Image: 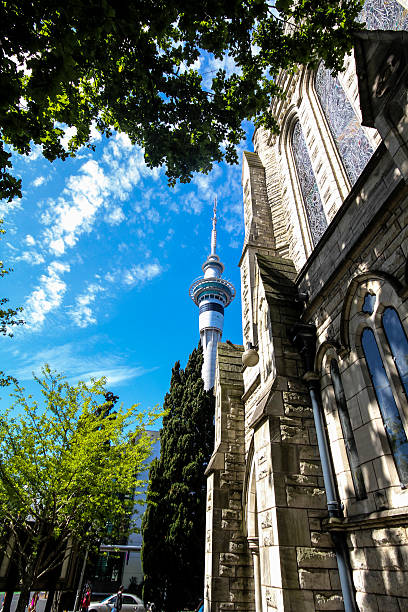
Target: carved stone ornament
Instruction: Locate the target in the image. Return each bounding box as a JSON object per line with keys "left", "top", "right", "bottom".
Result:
{"left": 374, "top": 50, "right": 402, "bottom": 98}
{"left": 354, "top": 30, "right": 408, "bottom": 128}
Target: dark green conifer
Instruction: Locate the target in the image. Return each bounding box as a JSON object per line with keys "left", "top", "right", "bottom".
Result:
{"left": 142, "top": 346, "right": 214, "bottom": 611}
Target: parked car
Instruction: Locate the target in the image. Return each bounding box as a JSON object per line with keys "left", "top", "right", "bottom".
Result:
{"left": 89, "top": 593, "right": 145, "bottom": 612}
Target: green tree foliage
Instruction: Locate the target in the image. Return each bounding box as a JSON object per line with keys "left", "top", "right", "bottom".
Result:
{"left": 0, "top": 366, "right": 159, "bottom": 612}
{"left": 0, "top": 0, "right": 363, "bottom": 200}
{"left": 142, "top": 346, "right": 214, "bottom": 611}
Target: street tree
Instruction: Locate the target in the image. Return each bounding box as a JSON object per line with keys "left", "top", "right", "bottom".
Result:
{"left": 142, "top": 345, "right": 214, "bottom": 611}
{"left": 0, "top": 0, "right": 363, "bottom": 200}
{"left": 0, "top": 365, "right": 160, "bottom": 612}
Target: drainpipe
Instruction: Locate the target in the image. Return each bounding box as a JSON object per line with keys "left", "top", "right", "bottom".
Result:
{"left": 305, "top": 373, "right": 339, "bottom": 517}
{"left": 291, "top": 323, "right": 358, "bottom": 612}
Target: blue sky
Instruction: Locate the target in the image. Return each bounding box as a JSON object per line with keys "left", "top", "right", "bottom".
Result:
{"left": 0, "top": 119, "right": 252, "bottom": 419}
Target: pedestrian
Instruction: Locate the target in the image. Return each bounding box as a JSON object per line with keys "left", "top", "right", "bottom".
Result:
{"left": 112, "top": 586, "right": 123, "bottom": 612}
{"left": 28, "top": 592, "right": 39, "bottom": 612}
{"left": 80, "top": 587, "right": 91, "bottom": 612}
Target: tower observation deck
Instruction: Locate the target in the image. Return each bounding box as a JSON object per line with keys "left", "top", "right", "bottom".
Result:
{"left": 189, "top": 199, "right": 235, "bottom": 390}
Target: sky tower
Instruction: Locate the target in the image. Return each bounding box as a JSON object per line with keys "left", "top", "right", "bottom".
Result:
{"left": 189, "top": 199, "right": 235, "bottom": 390}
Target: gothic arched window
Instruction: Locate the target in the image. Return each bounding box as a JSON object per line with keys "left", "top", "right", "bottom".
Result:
{"left": 315, "top": 64, "right": 374, "bottom": 186}
{"left": 291, "top": 121, "right": 328, "bottom": 246}
{"left": 330, "top": 360, "right": 367, "bottom": 499}
{"left": 382, "top": 307, "right": 408, "bottom": 398}
{"left": 360, "top": 0, "right": 408, "bottom": 31}
{"left": 361, "top": 327, "right": 408, "bottom": 485}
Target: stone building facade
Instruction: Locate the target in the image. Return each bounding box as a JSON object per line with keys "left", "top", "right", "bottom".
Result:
{"left": 204, "top": 2, "right": 408, "bottom": 610}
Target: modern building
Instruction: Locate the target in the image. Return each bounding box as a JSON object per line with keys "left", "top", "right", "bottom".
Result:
{"left": 203, "top": 2, "right": 408, "bottom": 611}
{"left": 190, "top": 200, "right": 235, "bottom": 390}
{"left": 89, "top": 430, "right": 160, "bottom": 592}
{"left": 122, "top": 430, "right": 160, "bottom": 589}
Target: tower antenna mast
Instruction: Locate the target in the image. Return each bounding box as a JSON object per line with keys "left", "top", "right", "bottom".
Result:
{"left": 211, "top": 196, "right": 217, "bottom": 255}
{"left": 189, "top": 197, "right": 235, "bottom": 390}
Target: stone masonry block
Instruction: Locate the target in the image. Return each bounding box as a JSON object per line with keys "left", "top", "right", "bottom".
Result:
{"left": 375, "top": 595, "right": 400, "bottom": 612}
{"left": 287, "top": 484, "right": 326, "bottom": 509}
{"left": 276, "top": 507, "right": 311, "bottom": 547}
{"left": 297, "top": 547, "right": 338, "bottom": 569}
{"left": 282, "top": 588, "right": 315, "bottom": 611}
{"left": 371, "top": 527, "right": 408, "bottom": 546}
{"left": 229, "top": 540, "right": 246, "bottom": 554}
{"left": 356, "top": 591, "right": 379, "bottom": 611}
{"left": 311, "top": 531, "right": 333, "bottom": 548}
{"left": 219, "top": 564, "right": 235, "bottom": 577}
{"left": 219, "top": 552, "right": 240, "bottom": 565}
{"left": 280, "top": 417, "right": 309, "bottom": 444}
{"left": 314, "top": 591, "right": 344, "bottom": 611}
{"left": 300, "top": 460, "right": 322, "bottom": 476}
{"left": 353, "top": 568, "right": 408, "bottom": 597}
{"left": 299, "top": 569, "right": 331, "bottom": 590}
{"left": 365, "top": 545, "right": 407, "bottom": 570}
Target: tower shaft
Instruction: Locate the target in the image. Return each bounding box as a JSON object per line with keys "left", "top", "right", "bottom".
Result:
{"left": 190, "top": 200, "right": 235, "bottom": 390}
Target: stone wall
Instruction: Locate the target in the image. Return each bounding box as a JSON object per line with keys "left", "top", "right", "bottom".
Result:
{"left": 245, "top": 255, "right": 343, "bottom": 611}
{"left": 204, "top": 343, "right": 254, "bottom": 612}
{"left": 205, "top": 27, "right": 408, "bottom": 612}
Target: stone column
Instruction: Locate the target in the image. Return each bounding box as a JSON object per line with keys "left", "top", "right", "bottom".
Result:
{"left": 248, "top": 537, "right": 262, "bottom": 612}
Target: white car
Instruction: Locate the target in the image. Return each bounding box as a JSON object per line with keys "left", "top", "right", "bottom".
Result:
{"left": 89, "top": 594, "right": 145, "bottom": 612}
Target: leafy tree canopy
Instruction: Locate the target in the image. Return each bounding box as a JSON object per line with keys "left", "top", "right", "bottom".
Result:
{"left": 0, "top": 365, "right": 160, "bottom": 611}
{"left": 0, "top": 0, "right": 363, "bottom": 200}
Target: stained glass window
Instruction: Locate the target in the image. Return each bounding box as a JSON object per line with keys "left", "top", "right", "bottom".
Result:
{"left": 360, "top": 0, "right": 408, "bottom": 30}
{"left": 362, "top": 327, "right": 408, "bottom": 485}
{"left": 383, "top": 307, "right": 408, "bottom": 399}
{"left": 315, "top": 64, "right": 374, "bottom": 186}
{"left": 362, "top": 293, "right": 376, "bottom": 314}
{"left": 292, "top": 121, "right": 328, "bottom": 246}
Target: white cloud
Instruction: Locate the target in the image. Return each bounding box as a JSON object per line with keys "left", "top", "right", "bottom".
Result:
{"left": 229, "top": 238, "right": 240, "bottom": 249}
{"left": 122, "top": 263, "right": 162, "bottom": 287}
{"left": 25, "top": 234, "right": 35, "bottom": 245}
{"left": 42, "top": 158, "right": 109, "bottom": 255}
{"left": 0, "top": 199, "right": 22, "bottom": 218}
{"left": 158, "top": 228, "right": 175, "bottom": 248}
{"left": 89, "top": 122, "right": 102, "bottom": 142}
{"left": 183, "top": 194, "right": 204, "bottom": 215}
{"left": 146, "top": 208, "right": 160, "bottom": 223}
{"left": 23, "top": 144, "right": 43, "bottom": 162}
{"left": 105, "top": 206, "right": 125, "bottom": 225}
{"left": 24, "top": 261, "right": 70, "bottom": 330}
{"left": 69, "top": 282, "right": 104, "bottom": 328}
{"left": 33, "top": 176, "right": 46, "bottom": 188}
{"left": 40, "top": 133, "right": 158, "bottom": 256}
{"left": 60, "top": 126, "right": 77, "bottom": 151}
{"left": 14, "top": 251, "right": 45, "bottom": 265}
{"left": 13, "top": 341, "right": 157, "bottom": 387}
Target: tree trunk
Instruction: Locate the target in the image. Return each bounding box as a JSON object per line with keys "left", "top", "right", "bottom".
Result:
{"left": 15, "top": 587, "right": 30, "bottom": 612}
{"left": 44, "top": 590, "right": 55, "bottom": 612}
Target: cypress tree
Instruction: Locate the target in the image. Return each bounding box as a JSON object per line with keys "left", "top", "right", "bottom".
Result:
{"left": 142, "top": 345, "right": 214, "bottom": 611}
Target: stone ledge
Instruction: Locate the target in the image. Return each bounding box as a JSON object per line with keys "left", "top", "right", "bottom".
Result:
{"left": 325, "top": 505, "right": 408, "bottom": 533}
